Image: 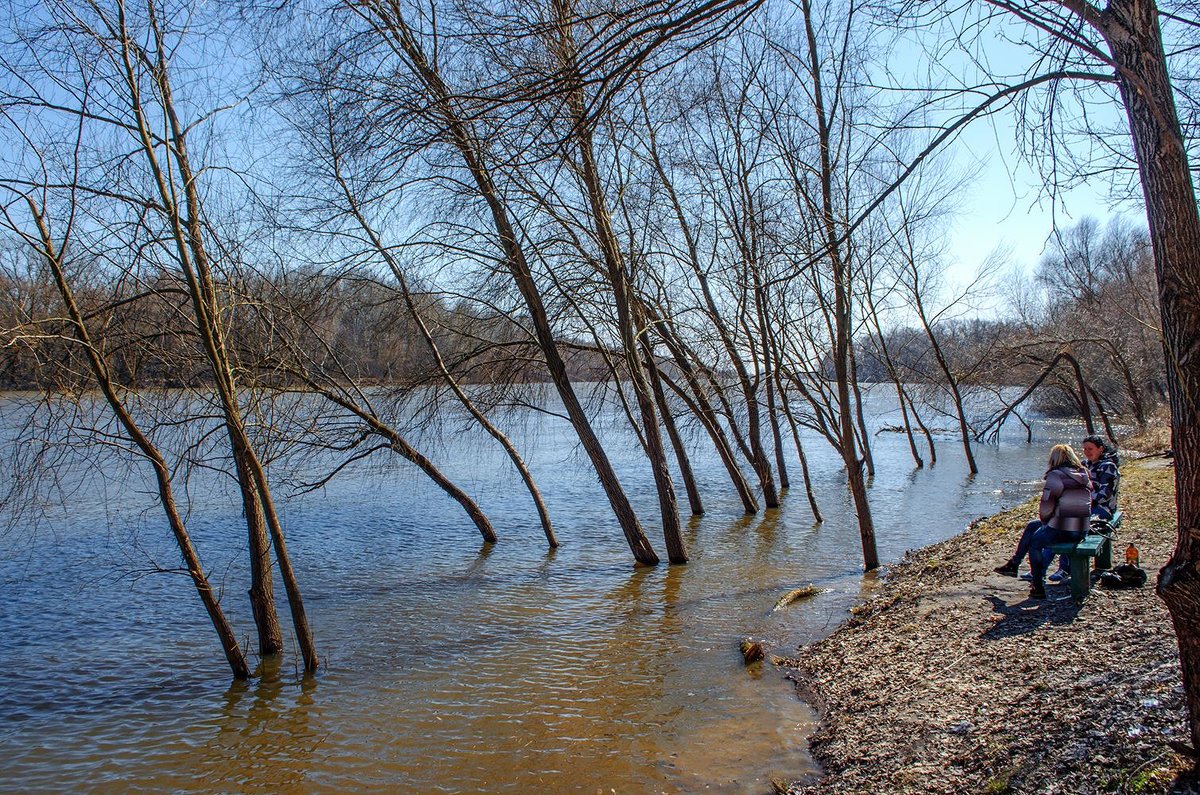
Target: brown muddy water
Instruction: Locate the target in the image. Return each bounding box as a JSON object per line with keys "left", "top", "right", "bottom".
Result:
{"left": 0, "top": 391, "right": 1064, "bottom": 792}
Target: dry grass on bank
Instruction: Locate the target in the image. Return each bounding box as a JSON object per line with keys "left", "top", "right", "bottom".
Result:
{"left": 1120, "top": 407, "right": 1173, "bottom": 458}
{"left": 785, "top": 457, "right": 1195, "bottom": 794}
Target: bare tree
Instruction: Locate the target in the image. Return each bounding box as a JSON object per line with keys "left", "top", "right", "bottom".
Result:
{"left": 1, "top": 191, "right": 252, "bottom": 680}
{"left": 0, "top": 0, "right": 319, "bottom": 670}
{"left": 310, "top": 0, "right": 663, "bottom": 564}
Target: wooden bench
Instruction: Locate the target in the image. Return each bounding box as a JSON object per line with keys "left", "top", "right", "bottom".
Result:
{"left": 1047, "top": 510, "right": 1123, "bottom": 600}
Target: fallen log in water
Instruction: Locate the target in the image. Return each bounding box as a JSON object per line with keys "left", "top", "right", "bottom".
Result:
{"left": 772, "top": 585, "right": 819, "bottom": 611}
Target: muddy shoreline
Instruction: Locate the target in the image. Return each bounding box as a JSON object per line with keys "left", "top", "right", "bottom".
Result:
{"left": 781, "top": 455, "right": 1197, "bottom": 794}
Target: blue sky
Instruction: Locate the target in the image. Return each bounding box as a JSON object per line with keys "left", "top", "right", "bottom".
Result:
{"left": 944, "top": 113, "right": 1142, "bottom": 281}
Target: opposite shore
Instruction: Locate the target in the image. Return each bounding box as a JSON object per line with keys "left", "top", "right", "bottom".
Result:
{"left": 782, "top": 452, "right": 1195, "bottom": 794}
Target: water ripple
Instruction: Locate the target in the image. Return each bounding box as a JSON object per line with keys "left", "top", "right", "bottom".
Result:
{"left": 0, "top": 392, "right": 1066, "bottom": 793}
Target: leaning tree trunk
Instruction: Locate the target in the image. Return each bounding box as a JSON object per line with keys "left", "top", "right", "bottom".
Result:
{"left": 1063, "top": 350, "right": 1096, "bottom": 435}
{"left": 1099, "top": 0, "right": 1200, "bottom": 757}
{"left": 905, "top": 390, "right": 937, "bottom": 465}
{"left": 317, "top": 387, "right": 499, "bottom": 544}
{"left": 28, "top": 203, "right": 251, "bottom": 679}
{"left": 914, "top": 288, "right": 977, "bottom": 475}
{"left": 113, "top": 8, "right": 292, "bottom": 665}
{"left": 579, "top": 128, "right": 686, "bottom": 563}
{"left": 377, "top": 10, "right": 659, "bottom": 565}
{"left": 342, "top": 189, "right": 559, "bottom": 548}
{"left": 801, "top": 0, "right": 878, "bottom": 569}
{"left": 554, "top": 0, "right": 685, "bottom": 563}
{"left": 658, "top": 363, "right": 760, "bottom": 514}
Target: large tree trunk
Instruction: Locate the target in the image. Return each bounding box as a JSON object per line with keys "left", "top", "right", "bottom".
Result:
{"left": 1097, "top": 0, "right": 1200, "bottom": 756}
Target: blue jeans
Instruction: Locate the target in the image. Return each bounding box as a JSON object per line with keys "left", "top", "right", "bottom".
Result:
{"left": 1013, "top": 520, "right": 1041, "bottom": 564}
{"left": 1018, "top": 509, "right": 1109, "bottom": 572}
{"left": 1029, "top": 525, "right": 1084, "bottom": 586}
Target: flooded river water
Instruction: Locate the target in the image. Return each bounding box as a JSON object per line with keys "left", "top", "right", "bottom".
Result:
{"left": 0, "top": 389, "right": 1067, "bottom": 792}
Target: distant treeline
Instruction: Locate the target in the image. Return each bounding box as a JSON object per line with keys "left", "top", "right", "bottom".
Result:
{"left": 856, "top": 217, "right": 1164, "bottom": 428}
{"left": 0, "top": 262, "right": 615, "bottom": 390}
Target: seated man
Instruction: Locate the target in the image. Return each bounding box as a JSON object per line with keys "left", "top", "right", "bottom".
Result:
{"left": 993, "top": 435, "right": 1119, "bottom": 581}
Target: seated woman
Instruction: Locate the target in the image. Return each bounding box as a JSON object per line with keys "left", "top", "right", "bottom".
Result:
{"left": 994, "top": 444, "right": 1093, "bottom": 598}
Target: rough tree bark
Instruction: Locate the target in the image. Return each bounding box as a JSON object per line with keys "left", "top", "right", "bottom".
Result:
{"left": 1092, "top": 0, "right": 1200, "bottom": 756}
{"left": 1021, "top": 0, "right": 1200, "bottom": 756}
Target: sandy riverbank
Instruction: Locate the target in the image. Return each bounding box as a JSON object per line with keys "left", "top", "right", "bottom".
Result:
{"left": 781, "top": 455, "right": 1197, "bottom": 794}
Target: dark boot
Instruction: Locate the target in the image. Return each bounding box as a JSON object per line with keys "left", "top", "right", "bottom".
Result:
{"left": 1029, "top": 582, "right": 1047, "bottom": 599}
{"left": 994, "top": 560, "right": 1019, "bottom": 577}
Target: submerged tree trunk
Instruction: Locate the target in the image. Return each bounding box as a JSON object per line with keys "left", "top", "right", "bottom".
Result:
{"left": 658, "top": 362, "right": 759, "bottom": 514}
{"left": 235, "top": 451, "right": 284, "bottom": 656}
{"left": 26, "top": 201, "right": 251, "bottom": 679}
{"left": 553, "top": 0, "right": 685, "bottom": 562}
{"left": 119, "top": 12, "right": 317, "bottom": 670}
{"left": 359, "top": 2, "right": 659, "bottom": 564}
{"left": 774, "top": 370, "right": 824, "bottom": 523}
{"left": 337, "top": 179, "right": 558, "bottom": 548}
{"left": 894, "top": 382, "right": 925, "bottom": 468}
{"left": 250, "top": 459, "right": 319, "bottom": 673}
{"left": 765, "top": 359, "right": 792, "bottom": 491}
{"left": 906, "top": 391, "right": 937, "bottom": 465}
{"left": 311, "top": 386, "right": 499, "bottom": 544}
{"left": 912, "top": 284, "right": 977, "bottom": 475}
{"left": 801, "top": 0, "right": 878, "bottom": 569}
{"left": 646, "top": 348, "right": 704, "bottom": 516}
{"left": 848, "top": 341, "right": 875, "bottom": 478}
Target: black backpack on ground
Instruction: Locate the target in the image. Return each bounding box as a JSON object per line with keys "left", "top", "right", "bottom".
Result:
{"left": 1099, "top": 563, "right": 1148, "bottom": 589}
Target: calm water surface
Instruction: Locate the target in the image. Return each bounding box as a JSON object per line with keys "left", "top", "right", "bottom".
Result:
{"left": 0, "top": 389, "right": 1071, "bottom": 793}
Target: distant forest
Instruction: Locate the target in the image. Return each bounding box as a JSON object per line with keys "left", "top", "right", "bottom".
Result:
{"left": 2, "top": 215, "right": 1163, "bottom": 434}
